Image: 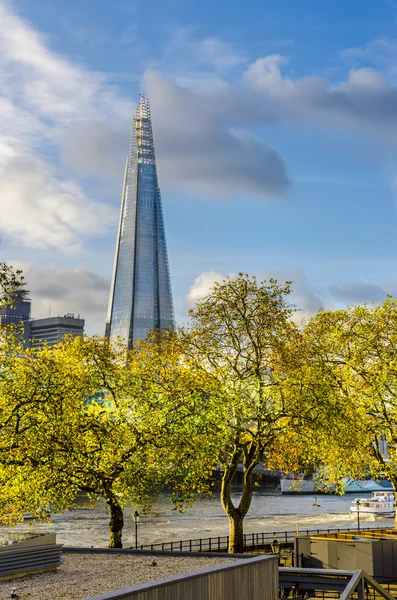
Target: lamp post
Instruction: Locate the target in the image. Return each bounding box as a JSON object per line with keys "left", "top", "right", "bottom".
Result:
{"left": 271, "top": 535, "right": 281, "bottom": 565}
{"left": 356, "top": 500, "right": 361, "bottom": 531}
{"left": 133, "top": 511, "right": 140, "bottom": 549}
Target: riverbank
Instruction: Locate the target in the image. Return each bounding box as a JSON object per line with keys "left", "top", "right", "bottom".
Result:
{"left": 0, "top": 490, "right": 394, "bottom": 548}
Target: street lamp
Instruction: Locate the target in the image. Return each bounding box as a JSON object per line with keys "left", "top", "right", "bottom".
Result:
{"left": 271, "top": 535, "right": 281, "bottom": 565}
{"left": 133, "top": 510, "right": 140, "bottom": 549}
{"left": 356, "top": 500, "right": 361, "bottom": 531}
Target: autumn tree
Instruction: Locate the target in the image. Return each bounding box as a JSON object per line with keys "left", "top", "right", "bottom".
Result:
{"left": 303, "top": 299, "right": 397, "bottom": 516}
{"left": 180, "top": 275, "right": 305, "bottom": 551}
{"left": 180, "top": 274, "right": 369, "bottom": 552}
{"left": 0, "top": 333, "right": 223, "bottom": 547}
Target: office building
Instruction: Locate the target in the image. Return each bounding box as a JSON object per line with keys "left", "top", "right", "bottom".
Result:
{"left": 105, "top": 96, "right": 174, "bottom": 348}
{"left": 28, "top": 314, "right": 85, "bottom": 348}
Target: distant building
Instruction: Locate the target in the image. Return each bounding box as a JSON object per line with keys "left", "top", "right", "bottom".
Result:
{"left": 0, "top": 288, "right": 32, "bottom": 327}
{"left": 27, "top": 314, "right": 85, "bottom": 348}
{"left": 0, "top": 288, "right": 31, "bottom": 344}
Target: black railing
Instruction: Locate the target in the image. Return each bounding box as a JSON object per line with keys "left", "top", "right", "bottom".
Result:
{"left": 136, "top": 525, "right": 388, "bottom": 553}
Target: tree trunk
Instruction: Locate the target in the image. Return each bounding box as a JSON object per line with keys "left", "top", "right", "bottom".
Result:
{"left": 107, "top": 499, "right": 124, "bottom": 548}
{"left": 227, "top": 510, "right": 245, "bottom": 553}
{"left": 221, "top": 449, "right": 256, "bottom": 553}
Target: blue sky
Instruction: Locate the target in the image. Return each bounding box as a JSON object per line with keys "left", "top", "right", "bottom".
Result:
{"left": 2, "top": 0, "right": 397, "bottom": 333}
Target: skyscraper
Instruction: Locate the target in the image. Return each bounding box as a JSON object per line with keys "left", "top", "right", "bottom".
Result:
{"left": 0, "top": 287, "right": 31, "bottom": 328}
{"left": 0, "top": 287, "right": 31, "bottom": 346}
{"left": 105, "top": 97, "right": 174, "bottom": 348}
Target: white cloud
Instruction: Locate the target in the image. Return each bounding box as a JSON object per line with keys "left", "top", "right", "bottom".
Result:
{"left": 0, "top": 1, "right": 130, "bottom": 250}
{"left": 243, "top": 55, "right": 397, "bottom": 137}
{"left": 186, "top": 269, "right": 397, "bottom": 323}
{"left": 159, "top": 29, "right": 247, "bottom": 81}
{"left": 14, "top": 262, "right": 110, "bottom": 336}
{"left": 0, "top": 2, "right": 130, "bottom": 121}
{"left": 0, "top": 155, "right": 114, "bottom": 251}
{"left": 186, "top": 271, "right": 226, "bottom": 309}
{"left": 143, "top": 70, "right": 290, "bottom": 198}
{"left": 341, "top": 38, "right": 397, "bottom": 73}
{"left": 138, "top": 46, "right": 397, "bottom": 199}
{"left": 186, "top": 268, "right": 326, "bottom": 320}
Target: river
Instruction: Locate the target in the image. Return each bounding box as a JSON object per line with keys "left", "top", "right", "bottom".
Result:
{"left": 0, "top": 489, "right": 394, "bottom": 548}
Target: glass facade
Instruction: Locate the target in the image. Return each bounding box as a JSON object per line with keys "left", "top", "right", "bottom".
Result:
{"left": 0, "top": 287, "right": 31, "bottom": 346}
{"left": 105, "top": 97, "right": 174, "bottom": 348}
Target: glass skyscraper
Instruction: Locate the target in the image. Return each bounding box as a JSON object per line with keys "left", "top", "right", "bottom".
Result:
{"left": 105, "top": 97, "right": 174, "bottom": 348}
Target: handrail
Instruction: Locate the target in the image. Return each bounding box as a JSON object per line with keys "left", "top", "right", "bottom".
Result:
{"left": 279, "top": 567, "right": 355, "bottom": 576}
{"left": 362, "top": 573, "right": 396, "bottom": 600}
{"left": 339, "top": 569, "right": 363, "bottom": 600}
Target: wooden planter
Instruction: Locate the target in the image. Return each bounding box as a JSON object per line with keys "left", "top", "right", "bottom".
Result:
{"left": 0, "top": 533, "right": 63, "bottom": 579}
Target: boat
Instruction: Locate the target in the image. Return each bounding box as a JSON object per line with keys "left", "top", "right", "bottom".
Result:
{"left": 280, "top": 477, "right": 393, "bottom": 495}
{"left": 349, "top": 491, "right": 395, "bottom": 516}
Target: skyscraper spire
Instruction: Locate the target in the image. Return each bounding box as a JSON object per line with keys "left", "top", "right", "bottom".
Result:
{"left": 105, "top": 97, "right": 174, "bottom": 348}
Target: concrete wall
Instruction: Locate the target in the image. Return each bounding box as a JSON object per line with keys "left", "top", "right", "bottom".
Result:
{"left": 85, "top": 555, "right": 278, "bottom": 600}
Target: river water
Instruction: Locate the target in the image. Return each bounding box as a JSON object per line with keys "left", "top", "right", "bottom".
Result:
{"left": 1, "top": 489, "right": 394, "bottom": 548}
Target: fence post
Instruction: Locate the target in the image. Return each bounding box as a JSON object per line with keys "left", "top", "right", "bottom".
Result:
{"left": 199, "top": 538, "right": 202, "bottom": 552}
{"left": 180, "top": 540, "right": 182, "bottom": 551}
{"left": 189, "top": 539, "right": 192, "bottom": 552}
{"left": 209, "top": 537, "right": 211, "bottom": 552}
{"left": 291, "top": 551, "right": 294, "bottom": 567}
{"left": 300, "top": 552, "right": 304, "bottom": 568}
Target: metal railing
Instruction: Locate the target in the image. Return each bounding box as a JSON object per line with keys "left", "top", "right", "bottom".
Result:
{"left": 279, "top": 567, "right": 396, "bottom": 600}
{"left": 136, "top": 525, "right": 387, "bottom": 553}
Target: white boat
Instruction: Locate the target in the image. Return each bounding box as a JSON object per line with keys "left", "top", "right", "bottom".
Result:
{"left": 349, "top": 491, "right": 395, "bottom": 516}
{"left": 280, "top": 477, "right": 393, "bottom": 495}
